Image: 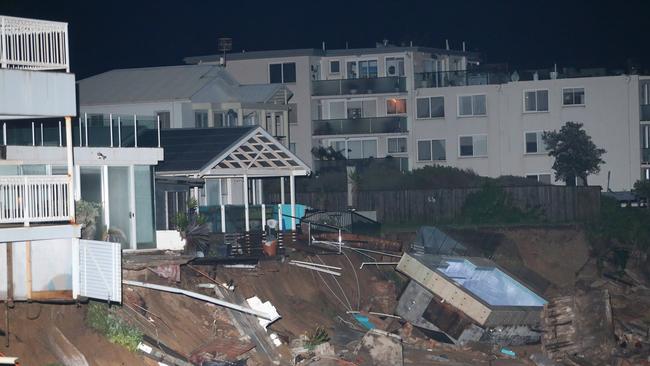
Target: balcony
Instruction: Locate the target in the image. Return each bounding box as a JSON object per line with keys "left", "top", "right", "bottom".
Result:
{"left": 642, "top": 148, "right": 650, "bottom": 164}
{"left": 641, "top": 105, "right": 650, "bottom": 122}
{"left": 0, "top": 175, "right": 71, "bottom": 224}
{"left": 1, "top": 114, "right": 161, "bottom": 148}
{"left": 1, "top": 15, "right": 69, "bottom": 71}
{"left": 312, "top": 76, "right": 406, "bottom": 96}
{"left": 312, "top": 116, "right": 407, "bottom": 136}
{"left": 415, "top": 70, "right": 510, "bottom": 88}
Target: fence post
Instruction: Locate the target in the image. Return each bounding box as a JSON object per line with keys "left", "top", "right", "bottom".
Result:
{"left": 23, "top": 176, "right": 30, "bottom": 226}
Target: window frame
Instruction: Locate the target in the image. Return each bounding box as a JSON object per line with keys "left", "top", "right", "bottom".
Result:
{"left": 416, "top": 139, "right": 447, "bottom": 162}
{"left": 268, "top": 61, "right": 297, "bottom": 84}
{"left": 325, "top": 98, "right": 378, "bottom": 119}
{"left": 457, "top": 94, "right": 487, "bottom": 117}
{"left": 329, "top": 60, "right": 340, "bottom": 74}
{"left": 194, "top": 109, "right": 209, "bottom": 128}
{"left": 523, "top": 130, "right": 548, "bottom": 155}
{"left": 416, "top": 96, "right": 445, "bottom": 119}
{"left": 562, "top": 87, "right": 586, "bottom": 107}
{"left": 384, "top": 56, "right": 405, "bottom": 77}
{"left": 386, "top": 98, "right": 407, "bottom": 115}
{"left": 328, "top": 137, "right": 379, "bottom": 159}
{"left": 523, "top": 89, "right": 550, "bottom": 113}
{"left": 458, "top": 134, "right": 488, "bottom": 158}
{"left": 345, "top": 57, "right": 379, "bottom": 79}
{"left": 526, "top": 173, "right": 553, "bottom": 184}
{"left": 387, "top": 137, "right": 408, "bottom": 154}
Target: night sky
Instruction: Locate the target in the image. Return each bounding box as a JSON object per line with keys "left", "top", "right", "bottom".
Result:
{"left": 2, "top": 0, "right": 650, "bottom": 79}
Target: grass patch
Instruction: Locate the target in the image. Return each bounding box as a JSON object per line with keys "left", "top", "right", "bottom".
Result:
{"left": 85, "top": 301, "right": 142, "bottom": 352}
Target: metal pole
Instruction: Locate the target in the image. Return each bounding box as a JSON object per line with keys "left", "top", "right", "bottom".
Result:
{"left": 133, "top": 114, "right": 138, "bottom": 147}
{"left": 157, "top": 115, "right": 161, "bottom": 148}
{"left": 58, "top": 121, "right": 62, "bottom": 147}
{"left": 84, "top": 113, "right": 88, "bottom": 147}
{"left": 31, "top": 122, "right": 35, "bottom": 146}
{"left": 118, "top": 116, "right": 122, "bottom": 147}
{"left": 2, "top": 122, "right": 6, "bottom": 145}
{"left": 243, "top": 174, "right": 249, "bottom": 232}
{"left": 109, "top": 114, "right": 113, "bottom": 147}
{"left": 290, "top": 172, "right": 296, "bottom": 231}
{"left": 40, "top": 123, "right": 43, "bottom": 146}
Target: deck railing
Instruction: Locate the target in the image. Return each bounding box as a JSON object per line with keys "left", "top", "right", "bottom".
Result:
{"left": 0, "top": 15, "right": 69, "bottom": 72}
{"left": 0, "top": 175, "right": 71, "bottom": 224}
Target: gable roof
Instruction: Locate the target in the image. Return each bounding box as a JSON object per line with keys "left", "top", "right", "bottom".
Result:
{"left": 155, "top": 126, "right": 310, "bottom": 177}
{"left": 78, "top": 65, "right": 292, "bottom": 106}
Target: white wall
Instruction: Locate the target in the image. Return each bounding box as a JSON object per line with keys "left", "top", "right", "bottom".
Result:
{"left": 0, "top": 69, "right": 76, "bottom": 119}
{"left": 412, "top": 75, "right": 641, "bottom": 190}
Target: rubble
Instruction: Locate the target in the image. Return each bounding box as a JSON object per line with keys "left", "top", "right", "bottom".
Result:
{"left": 353, "top": 329, "right": 403, "bottom": 366}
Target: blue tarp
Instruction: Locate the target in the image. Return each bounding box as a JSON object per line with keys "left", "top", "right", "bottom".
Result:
{"left": 280, "top": 204, "right": 306, "bottom": 230}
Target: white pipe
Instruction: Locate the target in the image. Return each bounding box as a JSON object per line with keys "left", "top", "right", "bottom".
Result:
{"left": 122, "top": 280, "right": 278, "bottom": 321}
{"left": 289, "top": 260, "right": 342, "bottom": 270}
{"left": 288, "top": 262, "right": 341, "bottom": 276}
{"left": 345, "top": 247, "right": 402, "bottom": 258}
{"left": 64, "top": 116, "right": 75, "bottom": 221}
{"left": 359, "top": 262, "right": 400, "bottom": 269}
{"left": 84, "top": 112, "right": 88, "bottom": 147}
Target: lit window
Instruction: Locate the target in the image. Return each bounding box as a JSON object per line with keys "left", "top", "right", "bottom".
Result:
{"left": 563, "top": 88, "right": 585, "bottom": 106}
{"left": 387, "top": 98, "right": 407, "bottom": 114}
{"left": 458, "top": 95, "right": 487, "bottom": 116}
{"left": 524, "top": 89, "right": 549, "bottom": 112}
{"left": 459, "top": 135, "right": 487, "bottom": 157}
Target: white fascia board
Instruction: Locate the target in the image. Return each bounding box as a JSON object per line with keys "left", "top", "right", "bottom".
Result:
{"left": 6, "top": 146, "right": 164, "bottom": 166}
{"left": 0, "top": 224, "right": 81, "bottom": 242}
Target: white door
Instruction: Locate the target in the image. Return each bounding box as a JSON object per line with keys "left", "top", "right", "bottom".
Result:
{"left": 76, "top": 239, "right": 122, "bottom": 303}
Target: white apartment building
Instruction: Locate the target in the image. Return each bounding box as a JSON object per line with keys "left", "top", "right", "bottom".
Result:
{"left": 185, "top": 44, "right": 649, "bottom": 191}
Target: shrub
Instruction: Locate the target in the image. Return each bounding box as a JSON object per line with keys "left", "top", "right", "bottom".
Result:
{"left": 86, "top": 301, "right": 143, "bottom": 352}
{"left": 460, "top": 183, "right": 543, "bottom": 225}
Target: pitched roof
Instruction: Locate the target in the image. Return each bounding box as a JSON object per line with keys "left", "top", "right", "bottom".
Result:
{"left": 156, "top": 126, "right": 255, "bottom": 173}
{"left": 78, "top": 65, "right": 291, "bottom": 106}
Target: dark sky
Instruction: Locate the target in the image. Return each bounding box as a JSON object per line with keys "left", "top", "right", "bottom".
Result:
{"left": 2, "top": 0, "right": 650, "bottom": 79}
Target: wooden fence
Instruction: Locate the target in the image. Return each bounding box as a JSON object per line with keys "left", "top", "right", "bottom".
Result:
{"left": 266, "top": 185, "right": 601, "bottom": 224}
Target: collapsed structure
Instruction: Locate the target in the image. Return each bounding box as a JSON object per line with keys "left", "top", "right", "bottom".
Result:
{"left": 395, "top": 252, "right": 546, "bottom": 345}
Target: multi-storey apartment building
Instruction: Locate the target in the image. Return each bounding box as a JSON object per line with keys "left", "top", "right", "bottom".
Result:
{"left": 186, "top": 44, "right": 650, "bottom": 190}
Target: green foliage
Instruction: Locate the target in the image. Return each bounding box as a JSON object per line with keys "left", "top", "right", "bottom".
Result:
{"left": 311, "top": 146, "right": 346, "bottom": 161}
{"left": 587, "top": 197, "right": 650, "bottom": 256}
{"left": 542, "top": 122, "right": 606, "bottom": 186}
{"left": 76, "top": 200, "right": 101, "bottom": 240}
{"left": 86, "top": 301, "right": 142, "bottom": 352}
{"left": 633, "top": 179, "right": 650, "bottom": 203}
{"left": 173, "top": 197, "right": 210, "bottom": 254}
{"left": 305, "top": 326, "right": 330, "bottom": 350}
{"left": 460, "top": 183, "right": 543, "bottom": 225}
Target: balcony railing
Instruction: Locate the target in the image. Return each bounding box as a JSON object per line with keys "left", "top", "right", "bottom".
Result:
{"left": 641, "top": 105, "right": 650, "bottom": 122}
{"left": 312, "top": 76, "right": 406, "bottom": 96}
{"left": 415, "top": 70, "right": 510, "bottom": 88}
{"left": 313, "top": 157, "right": 409, "bottom": 173}
{"left": 1, "top": 114, "right": 161, "bottom": 148}
{"left": 0, "top": 175, "right": 71, "bottom": 224}
{"left": 0, "top": 15, "right": 69, "bottom": 72}
{"left": 313, "top": 116, "right": 407, "bottom": 136}
{"left": 642, "top": 148, "right": 650, "bottom": 164}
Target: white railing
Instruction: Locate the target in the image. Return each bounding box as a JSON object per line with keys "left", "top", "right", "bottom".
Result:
{"left": 0, "top": 175, "right": 71, "bottom": 224}
{"left": 0, "top": 15, "right": 69, "bottom": 72}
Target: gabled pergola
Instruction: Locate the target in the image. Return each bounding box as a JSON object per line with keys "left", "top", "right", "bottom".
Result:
{"left": 156, "top": 126, "right": 310, "bottom": 232}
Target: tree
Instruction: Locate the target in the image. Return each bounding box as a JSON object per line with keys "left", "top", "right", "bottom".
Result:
{"left": 542, "top": 122, "right": 605, "bottom": 186}
{"left": 633, "top": 179, "right": 650, "bottom": 207}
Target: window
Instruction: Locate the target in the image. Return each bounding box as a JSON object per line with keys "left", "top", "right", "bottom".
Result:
{"left": 563, "top": 87, "right": 585, "bottom": 106}
{"left": 330, "top": 138, "right": 377, "bottom": 159}
{"left": 387, "top": 137, "right": 407, "bottom": 154}
{"left": 195, "top": 110, "right": 208, "bottom": 128}
{"left": 213, "top": 111, "right": 226, "bottom": 127}
{"left": 526, "top": 174, "right": 552, "bottom": 184}
{"left": 269, "top": 62, "right": 296, "bottom": 83}
{"left": 330, "top": 60, "right": 340, "bottom": 74}
{"left": 387, "top": 98, "right": 407, "bottom": 114}
{"left": 288, "top": 104, "right": 298, "bottom": 125}
{"left": 289, "top": 142, "right": 296, "bottom": 154}
{"left": 416, "top": 96, "right": 445, "bottom": 118}
{"left": 347, "top": 60, "right": 378, "bottom": 79}
{"left": 417, "top": 139, "right": 446, "bottom": 161}
{"left": 524, "top": 89, "right": 549, "bottom": 112}
{"left": 459, "top": 135, "right": 488, "bottom": 157}
{"left": 458, "top": 95, "right": 487, "bottom": 116}
{"left": 385, "top": 57, "right": 405, "bottom": 76}
{"left": 328, "top": 99, "right": 377, "bottom": 119}
{"left": 524, "top": 131, "right": 548, "bottom": 154}
{"left": 155, "top": 111, "right": 171, "bottom": 129}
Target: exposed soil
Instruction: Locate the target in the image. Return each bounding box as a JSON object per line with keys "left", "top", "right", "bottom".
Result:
{"left": 0, "top": 301, "right": 146, "bottom": 365}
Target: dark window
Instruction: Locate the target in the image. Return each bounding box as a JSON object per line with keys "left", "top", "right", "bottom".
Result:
{"left": 269, "top": 63, "right": 283, "bottom": 83}
{"left": 417, "top": 140, "right": 431, "bottom": 161}
{"left": 156, "top": 111, "right": 171, "bottom": 129}
{"left": 330, "top": 61, "right": 340, "bottom": 73}
{"left": 431, "top": 140, "right": 446, "bottom": 160}
{"left": 282, "top": 62, "right": 296, "bottom": 83}
{"left": 195, "top": 110, "right": 208, "bottom": 128}
{"left": 459, "top": 136, "right": 474, "bottom": 156}
{"left": 525, "top": 132, "right": 538, "bottom": 153}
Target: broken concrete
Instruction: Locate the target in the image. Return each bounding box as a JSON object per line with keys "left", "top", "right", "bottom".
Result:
{"left": 353, "top": 330, "right": 403, "bottom": 366}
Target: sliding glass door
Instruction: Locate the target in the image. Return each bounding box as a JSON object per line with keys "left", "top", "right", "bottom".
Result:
{"left": 134, "top": 166, "right": 155, "bottom": 249}
{"left": 108, "top": 166, "right": 132, "bottom": 249}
